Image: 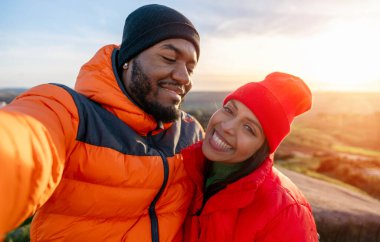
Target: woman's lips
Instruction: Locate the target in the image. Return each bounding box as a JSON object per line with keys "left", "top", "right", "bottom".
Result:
{"left": 209, "top": 130, "right": 233, "bottom": 152}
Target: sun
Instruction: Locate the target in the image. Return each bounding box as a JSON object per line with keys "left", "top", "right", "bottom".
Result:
{"left": 298, "top": 19, "right": 380, "bottom": 92}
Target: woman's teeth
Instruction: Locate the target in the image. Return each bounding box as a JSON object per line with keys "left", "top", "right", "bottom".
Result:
{"left": 212, "top": 132, "right": 232, "bottom": 151}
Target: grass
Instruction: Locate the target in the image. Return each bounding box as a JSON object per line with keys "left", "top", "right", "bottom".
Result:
{"left": 332, "top": 144, "right": 380, "bottom": 158}
{"left": 5, "top": 217, "right": 32, "bottom": 242}
{"left": 284, "top": 126, "right": 344, "bottom": 151}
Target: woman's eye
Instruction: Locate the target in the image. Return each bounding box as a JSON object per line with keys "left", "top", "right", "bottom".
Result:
{"left": 162, "top": 56, "right": 176, "bottom": 63}
{"left": 187, "top": 68, "right": 194, "bottom": 75}
{"left": 244, "top": 124, "right": 255, "bottom": 135}
{"left": 223, "top": 106, "right": 232, "bottom": 114}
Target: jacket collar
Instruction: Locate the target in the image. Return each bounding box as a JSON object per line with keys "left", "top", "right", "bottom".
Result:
{"left": 182, "top": 142, "right": 273, "bottom": 214}
{"left": 74, "top": 45, "right": 171, "bottom": 135}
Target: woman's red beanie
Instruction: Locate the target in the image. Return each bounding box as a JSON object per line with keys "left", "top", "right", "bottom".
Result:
{"left": 223, "top": 72, "right": 312, "bottom": 153}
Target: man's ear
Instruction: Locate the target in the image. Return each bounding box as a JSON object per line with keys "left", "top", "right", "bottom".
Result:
{"left": 121, "top": 61, "right": 131, "bottom": 88}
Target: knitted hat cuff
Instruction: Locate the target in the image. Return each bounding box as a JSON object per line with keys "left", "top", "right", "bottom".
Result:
{"left": 118, "top": 22, "right": 199, "bottom": 68}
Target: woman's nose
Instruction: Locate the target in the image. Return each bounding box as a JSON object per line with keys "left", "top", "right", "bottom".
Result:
{"left": 221, "top": 119, "right": 236, "bottom": 135}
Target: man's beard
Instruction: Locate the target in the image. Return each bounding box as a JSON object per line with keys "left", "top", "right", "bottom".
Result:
{"left": 128, "top": 59, "right": 181, "bottom": 123}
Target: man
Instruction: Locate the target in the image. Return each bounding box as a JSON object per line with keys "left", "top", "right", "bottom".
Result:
{"left": 0, "top": 4, "right": 203, "bottom": 242}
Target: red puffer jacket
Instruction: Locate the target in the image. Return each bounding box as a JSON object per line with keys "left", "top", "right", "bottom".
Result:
{"left": 182, "top": 142, "right": 318, "bottom": 242}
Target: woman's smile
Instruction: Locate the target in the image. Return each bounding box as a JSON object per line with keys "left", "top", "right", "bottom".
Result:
{"left": 209, "top": 130, "right": 233, "bottom": 152}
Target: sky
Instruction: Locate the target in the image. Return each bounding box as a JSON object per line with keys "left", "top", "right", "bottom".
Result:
{"left": 1, "top": 0, "right": 380, "bottom": 92}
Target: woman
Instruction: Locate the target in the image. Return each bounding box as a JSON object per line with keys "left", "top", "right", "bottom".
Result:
{"left": 182, "top": 72, "right": 318, "bottom": 242}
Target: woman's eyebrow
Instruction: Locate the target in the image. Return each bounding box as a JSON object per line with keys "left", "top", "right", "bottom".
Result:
{"left": 230, "top": 100, "right": 238, "bottom": 109}
{"left": 247, "top": 118, "right": 263, "bottom": 135}
{"left": 231, "top": 100, "right": 263, "bottom": 134}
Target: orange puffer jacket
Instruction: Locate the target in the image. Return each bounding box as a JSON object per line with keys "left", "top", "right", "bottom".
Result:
{"left": 0, "top": 45, "right": 203, "bottom": 242}
{"left": 182, "top": 142, "right": 318, "bottom": 242}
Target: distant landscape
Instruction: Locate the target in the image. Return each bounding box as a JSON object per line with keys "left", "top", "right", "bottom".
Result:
{"left": 2, "top": 88, "right": 380, "bottom": 241}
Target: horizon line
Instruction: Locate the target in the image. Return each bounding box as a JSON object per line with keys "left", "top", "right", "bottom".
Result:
{"left": 1, "top": 87, "right": 380, "bottom": 94}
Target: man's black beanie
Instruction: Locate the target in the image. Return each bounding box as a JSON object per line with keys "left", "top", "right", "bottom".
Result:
{"left": 117, "top": 4, "right": 200, "bottom": 70}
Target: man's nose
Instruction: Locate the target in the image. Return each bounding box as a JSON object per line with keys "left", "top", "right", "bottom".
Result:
{"left": 172, "top": 63, "right": 191, "bottom": 86}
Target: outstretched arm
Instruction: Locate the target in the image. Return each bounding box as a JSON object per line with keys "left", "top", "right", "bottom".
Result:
{"left": 0, "top": 84, "right": 78, "bottom": 237}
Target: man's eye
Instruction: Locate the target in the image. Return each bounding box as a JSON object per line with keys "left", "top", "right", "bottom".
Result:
{"left": 162, "top": 56, "right": 175, "bottom": 62}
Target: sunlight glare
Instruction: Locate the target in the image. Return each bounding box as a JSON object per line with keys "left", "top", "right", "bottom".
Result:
{"left": 298, "top": 19, "right": 380, "bottom": 91}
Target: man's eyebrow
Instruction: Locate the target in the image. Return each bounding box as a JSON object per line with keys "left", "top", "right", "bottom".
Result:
{"left": 161, "top": 44, "right": 180, "bottom": 54}
{"left": 160, "top": 44, "right": 196, "bottom": 64}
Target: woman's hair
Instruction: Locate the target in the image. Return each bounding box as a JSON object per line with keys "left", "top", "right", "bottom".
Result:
{"left": 203, "top": 140, "right": 270, "bottom": 204}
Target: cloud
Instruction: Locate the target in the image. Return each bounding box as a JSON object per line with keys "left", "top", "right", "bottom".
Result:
{"left": 182, "top": 0, "right": 379, "bottom": 38}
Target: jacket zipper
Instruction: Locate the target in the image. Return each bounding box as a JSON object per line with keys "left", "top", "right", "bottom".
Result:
{"left": 148, "top": 132, "right": 169, "bottom": 242}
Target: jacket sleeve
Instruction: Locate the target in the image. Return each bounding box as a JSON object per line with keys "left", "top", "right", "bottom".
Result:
{"left": 257, "top": 203, "right": 319, "bottom": 242}
{"left": 0, "top": 84, "right": 78, "bottom": 238}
